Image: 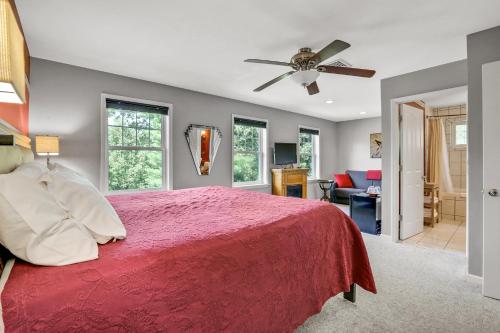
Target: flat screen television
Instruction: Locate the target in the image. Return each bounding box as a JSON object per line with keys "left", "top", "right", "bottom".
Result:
{"left": 274, "top": 143, "right": 297, "bottom": 165}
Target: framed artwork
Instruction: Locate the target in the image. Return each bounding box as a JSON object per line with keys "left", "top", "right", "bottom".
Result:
{"left": 370, "top": 133, "right": 382, "bottom": 158}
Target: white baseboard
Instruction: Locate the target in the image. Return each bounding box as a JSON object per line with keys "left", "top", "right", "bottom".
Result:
{"left": 378, "top": 234, "right": 392, "bottom": 242}
{"left": 466, "top": 273, "right": 483, "bottom": 283}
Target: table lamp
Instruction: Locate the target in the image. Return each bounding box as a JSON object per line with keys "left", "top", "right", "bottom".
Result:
{"left": 35, "top": 135, "right": 59, "bottom": 166}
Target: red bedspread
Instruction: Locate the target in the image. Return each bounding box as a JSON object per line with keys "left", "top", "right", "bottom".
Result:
{"left": 2, "top": 186, "right": 376, "bottom": 332}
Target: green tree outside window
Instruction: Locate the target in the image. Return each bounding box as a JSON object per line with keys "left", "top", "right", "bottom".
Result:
{"left": 107, "top": 109, "right": 164, "bottom": 191}
{"left": 299, "top": 132, "right": 314, "bottom": 177}
{"left": 233, "top": 124, "right": 261, "bottom": 183}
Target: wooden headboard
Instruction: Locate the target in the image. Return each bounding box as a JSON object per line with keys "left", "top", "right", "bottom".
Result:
{"left": 0, "top": 118, "right": 33, "bottom": 176}
{"left": 0, "top": 119, "right": 31, "bottom": 149}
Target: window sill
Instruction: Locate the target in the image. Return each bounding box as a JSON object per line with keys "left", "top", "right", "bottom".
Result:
{"left": 232, "top": 183, "right": 270, "bottom": 190}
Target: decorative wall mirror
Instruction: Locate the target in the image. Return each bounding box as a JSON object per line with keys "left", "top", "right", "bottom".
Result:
{"left": 185, "top": 124, "right": 222, "bottom": 175}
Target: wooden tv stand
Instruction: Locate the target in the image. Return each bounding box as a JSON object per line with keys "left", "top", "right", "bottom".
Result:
{"left": 271, "top": 168, "right": 308, "bottom": 198}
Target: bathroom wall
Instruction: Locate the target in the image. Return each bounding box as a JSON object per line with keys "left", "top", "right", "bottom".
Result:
{"left": 440, "top": 193, "right": 466, "bottom": 223}
{"left": 431, "top": 104, "right": 467, "bottom": 222}
{"left": 431, "top": 104, "right": 467, "bottom": 191}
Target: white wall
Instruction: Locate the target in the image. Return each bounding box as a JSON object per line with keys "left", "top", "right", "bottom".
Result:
{"left": 28, "top": 58, "right": 338, "bottom": 198}
{"left": 336, "top": 117, "right": 381, "bottom": 173}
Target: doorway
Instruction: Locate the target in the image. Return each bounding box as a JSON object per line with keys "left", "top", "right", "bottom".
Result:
{"left": 391, "top": 86, "right": 468, "bottom": 254}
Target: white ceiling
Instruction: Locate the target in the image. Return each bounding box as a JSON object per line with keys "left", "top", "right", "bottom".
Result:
{"left": 422, "top": 86, "right": 468, "bottom": 108}
{"left": 16, "top": 0, "right": 500, "bottom": 121}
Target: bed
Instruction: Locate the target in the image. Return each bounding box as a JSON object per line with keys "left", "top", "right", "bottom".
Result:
{"left": 0, "top": 125, "right": 376, "bottom": 332}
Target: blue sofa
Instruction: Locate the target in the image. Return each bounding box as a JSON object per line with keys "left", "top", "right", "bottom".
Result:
{"left": 330, "top": 170, "right": 381, "bottom": 205}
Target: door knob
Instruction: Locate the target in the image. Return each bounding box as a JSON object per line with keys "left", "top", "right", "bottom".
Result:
{"left": 488, "top": 189, "right": 499, "bottom": 197}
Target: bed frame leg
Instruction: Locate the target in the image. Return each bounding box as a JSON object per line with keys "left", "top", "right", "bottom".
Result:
{"left": 343, "top": 284, "right": 356, "bottom": 303}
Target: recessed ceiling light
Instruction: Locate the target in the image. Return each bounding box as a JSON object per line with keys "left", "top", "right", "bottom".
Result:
{"left": 360, "top": 111, "right": 367, "bottom": 115}
{"left": 325, "top": 100, "right": 334, "bottom": 104}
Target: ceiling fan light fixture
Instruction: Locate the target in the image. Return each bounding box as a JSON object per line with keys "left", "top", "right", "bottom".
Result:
{"left": 291, "top": 70, "right": 319, "bottom": 87}
{"left": 245, "top": 39, "right": 375, "bottom": 95}
{"left": 325, "top": 100, "right": 334, "bottom": 104}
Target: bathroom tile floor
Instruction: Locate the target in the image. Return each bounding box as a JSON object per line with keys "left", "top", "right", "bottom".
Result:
{"left": 401, "top": 219, "right": 466, "bottom": 253}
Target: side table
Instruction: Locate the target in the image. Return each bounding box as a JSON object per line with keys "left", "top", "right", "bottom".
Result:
{"left": 317, "top": 179, "right": 334, "bottom": 201}
{"left": 349, "top": 193, "right": 381, "bottom": 235}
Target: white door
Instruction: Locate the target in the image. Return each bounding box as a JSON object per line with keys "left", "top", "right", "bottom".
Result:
{"left": 482, "top": 60, "right": 500, "bottom": 300}
{"left": 400, "top": 104, "right": 424, "bottom": 240}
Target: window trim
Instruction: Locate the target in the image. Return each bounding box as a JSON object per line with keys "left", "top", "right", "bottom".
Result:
{"left": 451, "top": 119, "right": 467, "bottom": 150}
{"left": 100, "top": 93, "right": 173, "bottom": 194}
{"left": 231, "top": 114, "right": 269, "bottom": 187}
{"left": 298, "top": 125, "right": 320, "bottom": 180}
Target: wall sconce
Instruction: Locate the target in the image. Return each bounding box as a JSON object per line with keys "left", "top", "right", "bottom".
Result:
{"left": 35, "top": 135, "right": 60, "bottom": 166}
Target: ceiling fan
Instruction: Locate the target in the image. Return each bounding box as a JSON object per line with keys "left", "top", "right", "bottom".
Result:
{"left": 244, "top": 40, "right": 376, "bottom": 95}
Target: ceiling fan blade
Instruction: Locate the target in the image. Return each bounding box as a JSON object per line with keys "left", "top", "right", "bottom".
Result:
{"left": 317, "top": 65, "right": 376, "bottom": 78}
{"left": 308, "top": 40, "right": 350, "bottom": 65}
{"left": 253, "top": 71, "right": 296, "bottom": 92}
{"left": 245, "top": 59, "right": 294, "bottom": 67}
{"left": 307, "top": 81, "right": 319, "bottom": 95}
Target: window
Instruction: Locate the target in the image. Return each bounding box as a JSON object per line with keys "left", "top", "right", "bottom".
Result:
{"left": 298, "top": 126, "right": 320, "bottom": 179}
{"left": 232, "top": 116, "right": 268, "bottom": 186}
{"left": 452, "top": 121, "right": 467, "bottom": 148}
{"left": 102, "top": 96, "right": 170, "bottom": 192}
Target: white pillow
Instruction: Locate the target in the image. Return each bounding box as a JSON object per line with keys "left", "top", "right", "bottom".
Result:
{"left": 41, "top": 164, "right": 126, "bottom": 244}
{"left": 0, "top": 163, "right": 98, "bottom": 266}
{"left": 3, "top": 163, "right": 68, "bottom": 234}
{"left": 14, "top": 161, "right": 48, "bottom": 179}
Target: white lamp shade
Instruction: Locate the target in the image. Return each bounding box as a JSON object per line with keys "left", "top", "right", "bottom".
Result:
{"left": 36, "top": 136, "right": 60, "bottom": 155}
{"left": 291, "top": 70, "right": 320, "bottom": 87}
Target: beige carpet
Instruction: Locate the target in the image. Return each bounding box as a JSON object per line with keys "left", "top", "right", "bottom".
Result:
{"left": 296, "top": 234, "right": 500, "bottom": 333}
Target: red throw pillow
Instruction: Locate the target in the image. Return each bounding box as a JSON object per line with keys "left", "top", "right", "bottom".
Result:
{"left": 335, "top": 174, "right": 353, "bottom": 188}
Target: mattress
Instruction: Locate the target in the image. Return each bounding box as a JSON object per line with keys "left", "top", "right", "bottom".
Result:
{"left": 2, "top": 186, "right": 376, "bottom": 332}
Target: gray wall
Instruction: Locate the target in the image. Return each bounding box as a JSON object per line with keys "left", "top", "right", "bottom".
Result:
{"left": 466, "top": 25, "right": 500, "bottom": 276}
{"left": 380, "top": 60, "right": 468, "bottom": 237}
{"left": 28, "top": 58, "right": 337, "bottom": 197}
{"left": 336, "top": 117, "right": 381, "bottom": 173}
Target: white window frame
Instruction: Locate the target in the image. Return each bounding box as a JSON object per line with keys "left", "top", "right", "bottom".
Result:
{"left": 100, "top": 93, "right": 173, "bottom": 194}
{"left": 451, "top": 119, "right": 467, "bottom": 150}
{"left": 298, "top": 125, "right": 320, "bottom": 180}
{"left": 231, "top": 114, "right": 268, "bottom": 187}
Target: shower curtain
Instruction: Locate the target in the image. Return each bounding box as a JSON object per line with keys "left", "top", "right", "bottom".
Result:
{"left": 427, "top": 119, "right": 453, "bottom": 193}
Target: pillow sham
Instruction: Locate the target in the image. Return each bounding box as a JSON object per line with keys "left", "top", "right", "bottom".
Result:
{"left": 41, "top": 164, "right": 126, "bottom": 244}
{"left": 2, "top": 163, "right": 67, "bottom": 234}
{"left": 14, "top": 161, "right": 48, "bottom": 179}
{"left": 0, "top": 164, "right": 98, "bottom": 266}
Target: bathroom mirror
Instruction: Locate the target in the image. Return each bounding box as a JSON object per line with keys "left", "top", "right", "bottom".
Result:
{"left": 185, "top": 124, "right": 222, "bottom": 175}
